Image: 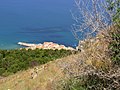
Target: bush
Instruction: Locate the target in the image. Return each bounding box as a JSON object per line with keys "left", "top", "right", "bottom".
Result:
{"left": 0, "top": 68, "right": 5, "bottom": 76}
{"left": 109, "top": 27, "right": 120, "bottom": 65}
{"left": 62, "top": 68, "right": 120, "bottom": 90}
{"left": 0, "top": 49, "right": 73, "bottom": 76}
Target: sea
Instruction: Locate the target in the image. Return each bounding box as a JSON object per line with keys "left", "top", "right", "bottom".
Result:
{"left": 0, "top": 0, "right": 78, "bottom": 50}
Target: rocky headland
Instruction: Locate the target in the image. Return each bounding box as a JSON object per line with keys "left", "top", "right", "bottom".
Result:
{"left": 18, "top": 42, "right": 75, "bottom": 50}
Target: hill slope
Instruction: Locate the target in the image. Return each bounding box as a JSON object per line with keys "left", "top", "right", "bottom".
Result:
{"left": 0, "top": 28, "right": 116, "bottom": 90}
{"left": 0, "top": 54, "right": 80, "bottom": 90}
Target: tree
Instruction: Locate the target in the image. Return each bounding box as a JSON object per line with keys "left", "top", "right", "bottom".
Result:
{"left": 71, "top": 0, "right": 112, "bottom": 41}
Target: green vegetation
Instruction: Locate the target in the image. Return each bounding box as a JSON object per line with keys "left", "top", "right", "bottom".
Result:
{"left": 62, "top": 77, "right": 87, "bottom": 90}
{"left": 109, "top": 27, "right": 120, "bottom": 65}
{"left": 0, "top": 49, "right": 73, "bottom": 76}
{"left": 107, "top": 0, "right": 120, "bottom": 65}
{"left": 0, "top": 0, "right": 119, "bottom": 90}
{"left": 107, "top": 0, "right": 120, "bottom": 26}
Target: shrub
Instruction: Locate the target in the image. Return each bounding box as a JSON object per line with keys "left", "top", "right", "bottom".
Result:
{"left": 0, "top": 49, "right": 73, "bottom": 76}
{"left": 61, "top": 68, "right": 120, "bottom": 90}
{"left": 109, "top": 26, "right": 120, "bottom": 65}
{"left": 0, "top": 68, "right": 5, "bottom": 76}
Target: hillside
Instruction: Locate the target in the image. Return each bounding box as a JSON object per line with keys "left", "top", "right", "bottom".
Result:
{"left": 0, "top": 26, "right": 119, "bottom": 90}
{"left": 0, "top": 54, "right": 80, "bottom": 90}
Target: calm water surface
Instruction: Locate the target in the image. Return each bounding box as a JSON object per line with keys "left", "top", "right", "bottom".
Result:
{"left": 0, "top": 0, "right": 77, "bottom": 49}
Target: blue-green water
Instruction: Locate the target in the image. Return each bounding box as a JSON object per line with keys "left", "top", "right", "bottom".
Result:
{"left": 0, "top": 0, "right": 77, "bottom": 49}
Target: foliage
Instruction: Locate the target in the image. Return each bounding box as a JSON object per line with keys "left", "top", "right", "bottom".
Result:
{"left": 0, "top": 49, "right": 73, "bottom": 76}
{"left": 109, "top": 27, "right": 120, "bottom": 65}
{"left": 107, "top": 0, "right": 120, "bottom": 65}
{"left": 64, "top": 68, "right": 120, "bottom": 90}
{"left": 107, "top": 0, "right": 120, "bottom": 26}
{"left": 61, "top": 0, "right": 120, "bottom": 90}
{"left": 61, "top": 77, "right": 87, "bottom": 90}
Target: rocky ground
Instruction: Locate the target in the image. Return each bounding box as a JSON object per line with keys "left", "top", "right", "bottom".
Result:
{"left": 18, "top": 42, "right": 75, "bottom": 51}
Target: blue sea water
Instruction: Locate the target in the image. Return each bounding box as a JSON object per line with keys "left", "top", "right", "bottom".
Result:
{"left": 0, "top": 0, "right": 77, "bottom": 49}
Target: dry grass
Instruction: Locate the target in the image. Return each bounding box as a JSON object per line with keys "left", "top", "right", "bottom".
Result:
{"left": 55, "top": 26, "right": 120, "bottom": 90}
{"left": 0, "top": 27, "right": 115, "bottom": 90}
{"left": 53, "top": 28, "right": 116, "bottom": 90}
{"left": 0, "top": 54, "right": 80, "bottom": 90}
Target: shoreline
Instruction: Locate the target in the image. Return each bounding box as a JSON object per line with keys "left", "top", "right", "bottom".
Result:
{"left": 18, "top": 42, "right": 75, "bottom": 50}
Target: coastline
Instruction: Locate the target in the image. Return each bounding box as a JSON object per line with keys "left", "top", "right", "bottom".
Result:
{"left": 18, "top": 42, "right": 75, "bottom": 50}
